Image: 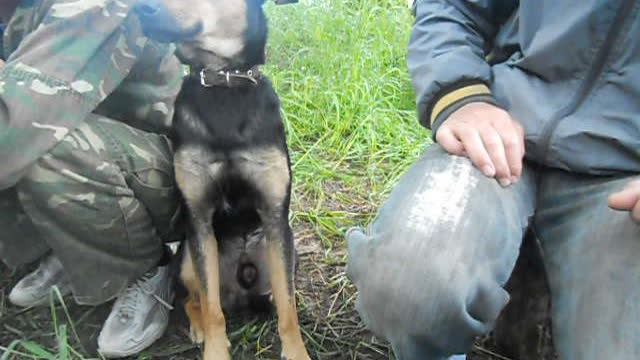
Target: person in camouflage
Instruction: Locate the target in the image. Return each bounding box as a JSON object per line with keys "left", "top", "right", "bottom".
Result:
{"left": 0, "top": 0, "right": 184, "bottom": 357}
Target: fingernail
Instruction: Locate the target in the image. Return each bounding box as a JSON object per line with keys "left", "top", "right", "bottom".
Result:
{"left": 499, "top": 178, "right": 512, "bottom": 187}
{"left": 511, "top": 176, "right": 519, "bottom": 184}
{"left": 482, "top": 165, "right": 495, "bottom": 177}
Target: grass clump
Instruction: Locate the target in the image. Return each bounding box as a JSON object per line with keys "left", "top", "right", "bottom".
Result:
{"left": 265, "top": 0, "right": 429, "bottom": 248}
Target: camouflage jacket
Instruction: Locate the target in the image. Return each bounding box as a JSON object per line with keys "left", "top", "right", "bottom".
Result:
{"left": 0, "top": 0, "right": 183, "bottom": 189}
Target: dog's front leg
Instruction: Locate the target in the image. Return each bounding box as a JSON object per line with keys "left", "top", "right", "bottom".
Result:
{"left": 175, "top": 148, "right": 231, "bottom": 360}
{"left": 264, "top": 218, "right": 311, "bottom": 360}
{"left": 194, "top": 228, "right": 231, "bottom": 360}
{"left": 180, "top": 246, "right": 206, "bottom": 344}
{"left": 237, "top": 147, "right": 311, "bottom": 360}
{"left": 185, "top": 215, "right": 231, "bottom": 360}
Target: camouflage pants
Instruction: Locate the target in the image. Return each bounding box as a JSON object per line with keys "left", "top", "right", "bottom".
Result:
{"left": 0, "top": 115, "right": 181, "bottom": 305}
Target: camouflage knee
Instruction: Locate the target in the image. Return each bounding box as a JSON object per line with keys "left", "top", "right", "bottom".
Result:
{"left": 18, "top": 115, "right": 180, "bottom": 242}
{"left": 15, "top": 115, "right": 180, "bottom": 304}
{"left": 0, "top": 188, "right": 50, "bottom": 267}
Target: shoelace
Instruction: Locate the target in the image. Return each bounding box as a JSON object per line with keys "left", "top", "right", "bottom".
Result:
{"left": 117, "top": 271, "right": 174, "bottom": 321}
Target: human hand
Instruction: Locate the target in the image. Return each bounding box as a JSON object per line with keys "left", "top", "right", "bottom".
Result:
{"left": 608, "top": 180, "right": 640, "bottom": 223}
{"left": 435, "top": 102, "right": 525, "bottom": 186}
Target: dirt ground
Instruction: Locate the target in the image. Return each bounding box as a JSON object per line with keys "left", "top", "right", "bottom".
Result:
{"left": 0, "top": 226, "right": 556, "bottom": 360}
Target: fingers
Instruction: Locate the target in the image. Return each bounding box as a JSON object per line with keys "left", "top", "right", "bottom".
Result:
{"left": 608, "top": 181, "right": 640, "bottom": 223}
{"left": 435, "top": 127, "right": 466, "bottom": 156}
{"left": 608, "top": 189, "right": 637, "bottom": 210}
{"left": 494, "top": 120, "right": 525, "bottom": 181}
{"left": 440, "top": 121, "right": 520, "bottom": 183}
{"left": 456, "top": 127, "right": 495, "bottom": 177}
{"left": 632, "top": 201, "right": 640, "bottom": 223}
{"left": 608, "top": 181, "right": 640, "bottom": 210}
{"left": 436, "top": 102, "right": 524, "bottom": 186}
{"left": 479, "top": 127, "right": 510, "bottom": 185}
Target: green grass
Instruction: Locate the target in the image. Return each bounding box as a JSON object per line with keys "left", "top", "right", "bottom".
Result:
{"left": 265, "top": 0, "right": 429, "bottom": 249}
{"left": 0, "top": 287, "right": 88, "bottom": 360}
{"left": 0, "top": 0, "right": 429, "bottom": 359}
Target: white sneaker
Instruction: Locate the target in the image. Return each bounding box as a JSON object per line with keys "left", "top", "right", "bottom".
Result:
{"left": 8, "top": 255, "right": 72, "bottom": 307}
{"left": 97, "top": 266, "right": 175, "bottom": 358}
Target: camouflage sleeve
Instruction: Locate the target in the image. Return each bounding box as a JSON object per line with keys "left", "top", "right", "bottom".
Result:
{"left": 0, "top": 0, "right": 149, "bottom": 189}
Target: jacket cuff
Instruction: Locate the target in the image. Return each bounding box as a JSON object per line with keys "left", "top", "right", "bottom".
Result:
{"left": 428, "top": 83, "right": 498, "bottom": 137}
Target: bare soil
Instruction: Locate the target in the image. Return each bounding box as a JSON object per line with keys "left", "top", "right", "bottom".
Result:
{"left": 0, "top": 226, "right": 556, "bottom": 360}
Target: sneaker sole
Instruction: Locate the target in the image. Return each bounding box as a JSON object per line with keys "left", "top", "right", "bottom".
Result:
{"left": 9, "top": 286, "right": 72, "bottom": 308}
{"left": 98, "top": 314, "right": 170, "bottom": 358}
{"left": 98, "top": 287, "right": 175, "bottom": 359}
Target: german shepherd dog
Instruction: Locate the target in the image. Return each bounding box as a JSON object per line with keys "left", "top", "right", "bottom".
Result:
{"left": 135, "top": 1, "right": 310, "bottom": 359}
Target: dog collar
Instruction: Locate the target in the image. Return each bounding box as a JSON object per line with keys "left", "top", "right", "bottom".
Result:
{"left": 199, "top": 66, "right": 261, "bottom": 88}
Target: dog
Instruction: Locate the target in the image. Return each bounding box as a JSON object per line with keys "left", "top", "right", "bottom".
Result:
{"left": 212, "top": 207, "right": 272, "bottom": 315}
{"left": 135, "top": 1, "right": 310, "bottom": 359}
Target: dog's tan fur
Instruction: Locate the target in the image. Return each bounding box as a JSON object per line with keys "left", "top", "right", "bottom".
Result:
{"left": 162, "top": 0, "right": 249, "bottom": 69}
{"left": 140, "top": 1, "right": 312, "bottom": 358}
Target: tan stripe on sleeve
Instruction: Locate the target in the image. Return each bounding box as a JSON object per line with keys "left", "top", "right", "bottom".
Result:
{"left": 430, "top": 84, "right": 492, "bottom": 126}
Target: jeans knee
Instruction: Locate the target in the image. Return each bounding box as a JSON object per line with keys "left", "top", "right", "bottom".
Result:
{"left": 354, "top": 257, "right": 509, "bottom": 358}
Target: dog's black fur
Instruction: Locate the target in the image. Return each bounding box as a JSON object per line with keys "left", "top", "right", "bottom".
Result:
{"left": 171, "top": 47, "right": 292, "bottom": 315}
{"left": 173, "top": 74, "right": 284, "bottom": 153}
{"left": 137, "top": 0, "right": 311, "bottom": 358}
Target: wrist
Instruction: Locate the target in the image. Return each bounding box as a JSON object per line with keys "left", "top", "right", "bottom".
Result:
{"left": 428, "top": 83, "right": 499, "bottom": 138}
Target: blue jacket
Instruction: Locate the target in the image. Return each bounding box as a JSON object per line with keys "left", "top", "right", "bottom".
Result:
{"left": 408, "top": 0, "right": 640, "bottom": 175}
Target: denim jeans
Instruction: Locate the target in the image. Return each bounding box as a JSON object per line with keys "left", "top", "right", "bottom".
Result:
{"left": 346, "top": 145, "right": 640, "bottom": 360}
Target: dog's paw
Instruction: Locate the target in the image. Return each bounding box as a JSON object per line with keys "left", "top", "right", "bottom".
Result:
{"left": 280, "top": 354, "right": 312, "bottom": 360}
{"left": 189, "top": 325, "right": 205, "bottom": 344}
{"left": 203, "top": 338, "right": 232, "bottom": 360}
{"left": 280, "top": 348, "right": 312, "bottom": 360}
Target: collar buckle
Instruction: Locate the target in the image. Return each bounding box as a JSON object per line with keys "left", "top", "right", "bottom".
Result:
{"left": 199, "top": 67, "right": 260, "bottom": 88}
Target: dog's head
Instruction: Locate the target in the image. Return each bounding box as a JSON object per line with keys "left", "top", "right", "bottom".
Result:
{"left": 212, "top": 208, "right": 273, "bottom": 314}
{"left": 218, "top": 225, "right": 273, "bottom": 314}
{"left": 135, "top": 0, "right": 285, "bottom": 70}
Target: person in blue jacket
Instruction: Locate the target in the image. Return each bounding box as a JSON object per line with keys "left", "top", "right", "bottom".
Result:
{"left": 346, "top": 1, "right": 640, "bottom": 359}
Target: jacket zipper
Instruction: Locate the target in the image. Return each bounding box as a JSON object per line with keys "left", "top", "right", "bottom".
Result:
{"left": 537, "top": 0, "right": 636, "bottom": 163}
